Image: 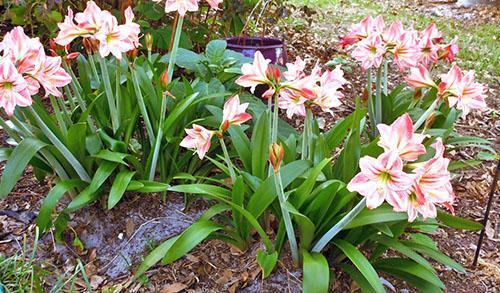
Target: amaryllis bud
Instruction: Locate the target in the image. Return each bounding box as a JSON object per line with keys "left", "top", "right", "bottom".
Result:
{"left": 266, "top": 65, "right": 281, "bottom": 83}
{"left": 82, "top": 38, "right": 98, "bottom": 55}
{"left": 221, "top": 120, "right": 230, "bottom": 132}
{"left": 424, "top": 111, "right": 436, "bottom": 129}
{"left": 65, "top": 52, "right": 80, "bottom": 61}
{"left": 361, "top": 88, "right": 369, "bottom": 103}
{"left": 49, "top": 39, "right": 58, "bottom": 54}
{"left": 160, "top": 70, "right": 169, "bottom": 89}
{"left": 269, "top": 143, "right": 285, "bottom": 172}
{"left": 126, "top": 48, "right": 138, "bottom": 59}
{"left": 145, "top": 33, "right": 153, "bottom": 52}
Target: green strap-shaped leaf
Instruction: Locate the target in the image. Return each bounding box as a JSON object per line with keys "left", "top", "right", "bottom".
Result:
{"left": 108, "top": 171, "right": 136, "bottom": 209}
{"left": 343, "top": 205, "right": 408, "bottom": 229}
{"left": 250, "top": 112, "right": 270, "bottom": 179}
{"left": 92, "top": 150, "right": 129, "bottom": 165}
{"left": 371, "top": 235, "right": 435, "bottom": 273}
{"left": 247, "top": 160, "right": 311, "bottom": 219}
{"left": 228, "top": 125, "right": 252, "bottom": 170}
{"left": 374, "top": 258, "right": 445, "bottom": 289}
{"left": 162, "top": 220, "right": 222, "bottom": 264}
{"left": 169, "top": 184, "right": 232, "bottom": 199}
{"left": 402, "top": 241, "right": 465, "bottom": 273}
{"left": 126, "top": 180, "right": 169, "bottom": 193}
{"left": 168, "top": 184, "right": 274, "bottom": 252}
{"left": 67, "top": 161, "right": 118, "bottom": 211}
{"left": 338, "top": 263, "right": 374, "bottom": 293}
{"left": 333, "top": 239, "right": 385, "bottom": 293}
{"left": 257, "top": 250, "right": 278, "bottom": 279}
{"left": 436, "top": 210, "right": 482, "bottom": 231}
{"left": 293, "top": 158, "right": 332, "bottom": 208}
{"left": 135, "top": 235, "right": 180, "bottom": 277}
{"left": 284, "top": 202, "right": 316, "bottom": 250}
{"left": 37, "top": 179, "right": 88, "bottom": 232}
{"left": 303, "top": 251, "right": 330, "bottom": 293}
{"left": 0, "top": 138, "right": 47, "bottom": 198}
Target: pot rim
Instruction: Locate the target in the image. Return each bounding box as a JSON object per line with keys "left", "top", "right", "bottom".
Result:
{"left": 225, "top": 37, "right": 284, "bottom": 50}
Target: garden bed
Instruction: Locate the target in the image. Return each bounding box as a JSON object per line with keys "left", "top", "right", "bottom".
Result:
{"left": 1, "top": 0, "right": 499, "bottom": 292}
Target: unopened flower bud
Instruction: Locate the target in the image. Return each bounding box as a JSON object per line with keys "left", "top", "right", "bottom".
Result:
{"left": 221, "top": 120, "right": 230, "bottom": 132}
{"left": 269, "top": 143, "right": 284, "bottom": 172}
{"left": 266, "top": 65, "right": 281, "bottom": 83}
{"left": 145, "top": 33, "right": 153, "bottom": 52}
{"left": 65, "top": 52, "right": 80, "bottom": 61}
{"left": 82, "top": 38, "right": 98, "bottom": 55}
{"left": 126, "top": 48, "right": 138, "bottom": 59}
{"left": 160, "top": 70, "right": 169, "bottom": 89}
{"left": 424, "top": 111, "right": 436, "bottom": 129}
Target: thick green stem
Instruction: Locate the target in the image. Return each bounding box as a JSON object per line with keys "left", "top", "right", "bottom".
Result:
{"left": 383, "top": 60, "right": 388, "bottom": 96}
{"left": 88, "top": 54, "right": 101, "bottom": 84}
{"left": 312, "top": 197, "right": 366, "bottom": 252}
{"left": 97, "top": 56, "right": 119, "bottom": 133}
{"left": 414, "top": 99, "right": 440, "bottom": 130}
{"left": 28, "top": 107, "right": 91, "bottom": 182}
{"left": 306, "top": 109, "right": 314, "bottom": 161}
{"left": 366, "top": 69, "right": 376, "bottom": 137}
{"left": 7, "top": 116, "right": 70, "bottom": 181}
{"left": 148, "top": 15, "right": 184, "bottom": 180}
{"left": 219, "top": 136, "right": 237, "bottom": 183}
{"left": 275, "top": 170, "right": 299, "bottom": 264}
{"left": 49, "top": 95, "right": 67, "bottom": 136}
{"left": 375, "top": 65, "right": 383, "bottom": 130}
{"left": 301, "top": 113, "right": 308, "bottom": 160}
{"left": 271, "top": 92, "right": 279, "bottom": 143}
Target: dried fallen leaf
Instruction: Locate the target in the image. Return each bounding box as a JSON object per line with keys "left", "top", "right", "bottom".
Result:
{"left": 161, "top": 282, "right": 187, "bottom": 293}
{"left": 125, "top": 218, "right": 135, "bottom": 238}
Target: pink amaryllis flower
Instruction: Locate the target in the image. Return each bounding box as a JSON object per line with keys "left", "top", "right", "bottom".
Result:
{"left": 347, "top": 151, "right": 414, "bottom": 210}
{"left": 382, "top": 20, "right": 404, "bottom": 46}
{"left": 278, "top": 88, "right": 308, "bottom": 119}
{"left": 284, "top": 56, "right": 306, "bottom": 81}
{"left": 339, "top": 15, "right": 385, "bottom": 48}
{"left": 1, "top": 27, "right": 71, "bottom": 98}
{"left": 31, "top": 56, "right": 72, "bottom": 97}
{"left": 377, "top": 113, "right": 427, "bottom": 162}
{"left": 55, "top": 1, "right": 139, "bottom": 58}
{"left": 351, "top": 34, "right": 387, "bottom": 70}
{"left": 55, "top": 0, "right": 113, "bottom": 46}
{"left": 221, "top": 95, "right": 252, "bottom": 131}
{"left": 449, "top": 69, "right": 488, "bottom": 118}
{"left": 180, "top": 124, "right": 213, "bottom": 159}
{"left": 417, "top": 36, "right": 439, "bottom": 67}
{"left": 438, "top": 37, "right": 459, "bottom": 63}
{"left": 95, "top": 16, "right": 135, "bottom": 59}
{"left": 0, "top": 59, "right": 32, "bottom": 116}
{"left": 437, "top": 63, "right": 462, "bottom": 96}
{"left": 421, "top": 23, "right": 443, "bottom": 44}
{"left": 154, "top": 0, "right": 199, "bottom": 16}
{"left": 311, "top": 66, "right": 347, "bottom": 114}
{"left": 404, "top": 65, "right": 437, "bottom": 89}
{"left": 407, "top": 139, "right": 455, "bottom": 221}
{"left": 235, "top": 51, "right": 272, "bottom": 94}
{"left": 392, "top": 32, "right": 419, "bottom": 71}
{"left": 123, "top": 7, "right": 141, "bottom": 47}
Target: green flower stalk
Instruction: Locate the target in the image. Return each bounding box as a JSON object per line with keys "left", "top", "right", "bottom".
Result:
{"left": 270, "top": 143, "right": 299, "bottom": 264}
{"left": 149, "top": 15, "right": 185, "bottom": 180}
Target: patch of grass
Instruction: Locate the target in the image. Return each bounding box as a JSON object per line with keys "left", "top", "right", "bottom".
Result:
{"left": 0, "top": 228, "right": 92, "bottom": 292}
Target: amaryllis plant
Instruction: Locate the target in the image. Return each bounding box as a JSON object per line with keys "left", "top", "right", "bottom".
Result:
{"left": 0, "top": 0, "right": 238, "bottom": 240}
{"left": 144, "top": 16, "right": 493, "bottom": 293}
{"left": 0, "top": 2, "right": 494, "bottom": 291}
